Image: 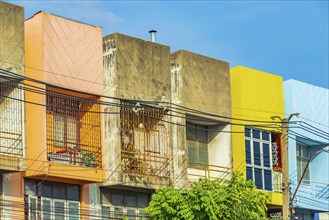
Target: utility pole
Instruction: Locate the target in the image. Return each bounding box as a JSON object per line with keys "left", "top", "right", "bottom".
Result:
{"left": 271, "top": 113, "right": 299, "bottom": 220}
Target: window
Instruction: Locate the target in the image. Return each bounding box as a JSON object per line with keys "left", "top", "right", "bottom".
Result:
{"left": 46, "top": 86, "right": 101, "bottom": 168}
{"left": 245, "top": 128, "right": 273, "bottom": 191}
{"left": 120, "top": 101, "right": 170, "bottom": 177}
{"left": 296, "top": 143, "right": 310, "bottom": 184}
{"left": 100, "top": 188, "right": 151, "bottom": 219}
{"left": 187, "top": 122, "right": 209, "bottom": 168}
{"left": 24, "top": 179, "right": 80, "bottom": 220}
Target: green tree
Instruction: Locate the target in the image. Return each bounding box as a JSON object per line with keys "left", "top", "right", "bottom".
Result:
{"left": 143, "top": 173, "right": 268, "bottom": 220}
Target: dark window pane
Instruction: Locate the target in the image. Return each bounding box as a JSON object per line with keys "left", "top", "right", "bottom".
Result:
{"left": 254, "top": 168, "right": 263, "bottom": 189}
{"left": 246, "top": 167, "right": 253, "bottom": 181}
{"left": 40, "top": 181, "right": 52, "bottom": 198}
{"left": 262, "top": 132, "right": 270, "bottom": 141}
{"left": 67, "top": 184, "right": 80, "bottom": 201}
{"left": 198, "top": 125, "right": 207, "bottom": 141}
{"left": 263, "top": 143, "right": 270, "bottom": 167}
{"left": 245, "top": 128, "right": 251, "bottom": 138}
{"left": 186, "top": 123, "right": 196, "bottom": 139}
{"left": 24, "top": 179, "right": 37, "bottom": 196}
{"left": 125, "top": 191, "right": 137, "bottom": 207}
{"left": 53, "top": 182, "right": 66, "bottom": 200}
{"left": 253, "top": 130, "right": 260, "bottom": 139}
{"left": 137, "top": 193, "right": 149, "bottom": 208}
{"left": 101, "top": 188, "right": 111, "bottom": 205}
{"left": 264, "top": 170, "right": 272, "bottom": 191}
{"left": 253, "top": 142, "right": 261, "bottom": 166}
{"left": 245, "top": 140, "right": 251, "bottom": 164}
{"left": 112, "top": 190, "right": 123, "bottom": 206}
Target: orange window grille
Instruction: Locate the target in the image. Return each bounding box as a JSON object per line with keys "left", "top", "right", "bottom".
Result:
{"left": 46, "top": 86, "right": 101, "bottom": 168}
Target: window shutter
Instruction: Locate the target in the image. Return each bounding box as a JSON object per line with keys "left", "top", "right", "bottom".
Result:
{"left": 188, "top": 141, "right": 198, "bottom": 165}
{"left": 199, "top": 142, "right": 208, "bottom": 168}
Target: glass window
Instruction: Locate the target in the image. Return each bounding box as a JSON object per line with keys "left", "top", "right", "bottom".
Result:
{"left": 187, "top": 122, "right": 209, "bottom": 168}
{"left": 297, "top": 144, "right": 310, "bottom": 184}
{"left": 125, "top": 191, "right": 137, "bottom": 207}
{"left": 68, "top": 201, "right": 80, "bottom": 220}
{"left": 245, "top": 128, "right": 251, "bottom": 138}
{"left": 253, "top": 142, "right": 261, "bottom": 166}
{"left": 262, "top": 131, "right": 270, "bottom": 141}
{"left": 40, "top": 181, "right": 52, "bottom": 198}
{"left": 25, "top": 179, "right": 37, "bottom": 196}
{"left": 67, "top": 184, "right": 80, "bottom": 201}
{"left": 29, "top": 196, "right": 38, "bottom": 220}
{"left": 137, "top": 193, "right": 149, "bottom": 208}
{"left": 53, "top": 182, "right": 66, "bottom": 200}
{"left": 112, "top": 190, "right": 123, "bottom": 206}
{"left": 198, "top": 125, "right": 208, "bottom": 141}
{"left": 264, "top": 170, "right": 272, "bottom": 191}
{"left": 254, "top": 168, "right": 263, "bottom": 189}
{"left": 263, "top": 143, "right": 270, "bottom": 167}
{"left": 246, "top": 167, "right": 253, "bottom": 181}
{"left": 245, "top": 140, "right": 251, "bottom": 164}
{"left": 245, "top": 128, "right": 273, "bottom": 191}
{"left": 54, "top": 200, "right": 66, "bottom": 220}
{"left": 41, "top": 198, "right": 52, "bottom": 220}
{"left": 253, "top": 130, "right": 260, "bottom": 139}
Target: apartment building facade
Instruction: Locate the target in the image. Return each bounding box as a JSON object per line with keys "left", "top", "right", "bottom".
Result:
{"left": 284, "top": 79, "right": 329, "bottom": 220}
{"left": 0, "top": 2, "right": 26, "bottom": 219}
{"left": 230, "top": 66, "right": 285, "bottom": 217}
{"left": 1, "top": 9, "right": 105, "bottom": 219}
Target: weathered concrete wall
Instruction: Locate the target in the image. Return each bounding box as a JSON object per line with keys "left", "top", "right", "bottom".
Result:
{"left": 171, "top": 50, "right": 231, "bottom": 120}
{"left": 104, "top": 33, "right": 171, "bottom": 101}
{"left": 103, "top": 33, "right": 171, "bottom": 189}
{"left": 0, "top": 2, "right": 24, "bottom": 76}
{"left": 170, "top": 50, "right": 232, "bottom": 187}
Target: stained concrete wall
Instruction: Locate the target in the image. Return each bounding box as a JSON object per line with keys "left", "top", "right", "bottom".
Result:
{"left": 103, "top": 32, "right": 171, "bottom": 100}
{"left": 0, "top": 1, "right": 24, "bottom": 76}
{"left": 103, "top": 33, "right": 171, "bottom": 189}
{"left": 171, "top": 50, "right": 232, "bottom": 187}
{"left": 171, "top": 50, "right": 231, "bottom": 119}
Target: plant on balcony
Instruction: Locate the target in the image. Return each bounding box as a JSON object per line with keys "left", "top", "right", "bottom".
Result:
{"left": 143, "top": 173, "right": 269, "bottom": 220}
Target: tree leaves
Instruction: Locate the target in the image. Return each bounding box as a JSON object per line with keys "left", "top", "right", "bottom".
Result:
{"left": 143, "top": 173, "right": 269, "bottom": 220}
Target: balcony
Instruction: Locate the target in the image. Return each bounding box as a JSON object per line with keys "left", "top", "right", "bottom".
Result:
{"left": 46, "top": 87, "right": 101, "bottom": 168}
{"left": 120, "top": 102, "right": 170, "bottom": 178}
{"left": 0, "top": 81, "right": 25, "bottom": 172}
{"left": 187, "top": 162, "right": 231, "bottom": 182}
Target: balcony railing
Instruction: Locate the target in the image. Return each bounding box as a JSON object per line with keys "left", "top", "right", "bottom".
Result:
{"left": 0, "top": 83, "right": 23, "bottom": 157}
{"left": 188, "top": 162, "right": 231, "bottom": 181}
{"left": 46, "top": 87, "right": 101, "bottom": 168}
{"left": 120, "top": 101, "right": 170, "bottom": 178}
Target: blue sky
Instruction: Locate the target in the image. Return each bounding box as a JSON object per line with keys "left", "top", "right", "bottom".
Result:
{"left": 8, "top": 0, "right": 329, "bottom": 88}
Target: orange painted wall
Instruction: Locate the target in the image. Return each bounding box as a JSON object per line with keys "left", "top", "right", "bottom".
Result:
{"left": 24, "top": 12, "right": 104, "bottom": 183}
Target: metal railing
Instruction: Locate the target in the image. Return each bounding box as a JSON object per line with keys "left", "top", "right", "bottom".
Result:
{"left": 187, "top": 161, "right": 231, "bottom": 181}
{"left": 0, "top": 83, "right": 23, "bottom": 158}
{"left": 120, "top": 101, "right": 170, "bottom": 178}
{"left": 46, "top": 86, "right": 102, "bottom": 168}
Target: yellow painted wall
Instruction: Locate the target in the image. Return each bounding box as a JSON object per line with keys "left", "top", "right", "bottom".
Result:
{"left": 230, "top": 66, "right": 284, "bottom": 205}
{"left": 24, "top": 12, "right": 103, "bottom": 184}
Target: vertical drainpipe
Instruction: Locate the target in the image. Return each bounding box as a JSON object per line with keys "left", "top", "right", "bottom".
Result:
{"left": 149, "top": 30, "right": 157, "bottom": 43}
